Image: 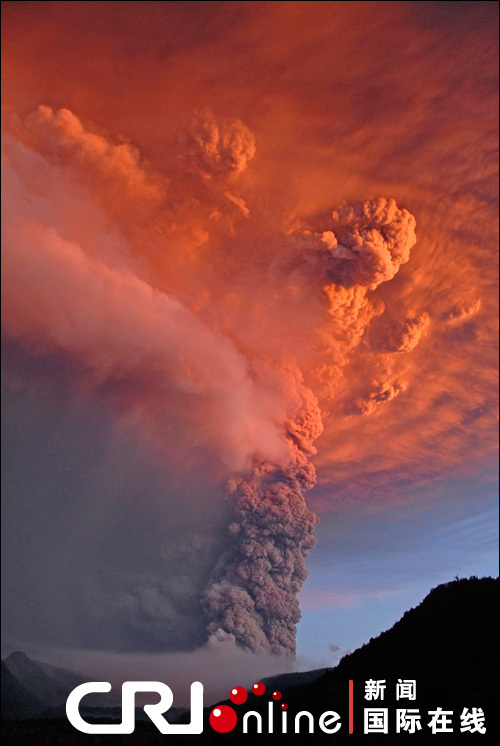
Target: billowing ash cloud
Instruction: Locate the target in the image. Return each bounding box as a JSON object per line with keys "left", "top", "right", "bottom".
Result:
{"left": 200, "top": 203, "right": 418, "bottom": 654}
{"left": 357, "top": 376, "right": 408, "bottom": 416}
{"left": 2, "top": 105, "right": 418, "bottom": 656}
{"left": 297, "top": 197, "right": 416, "bottom": 290}
{"left": 183, "top": 109, "right": 256, "bottom": 178}
{"left": 370, "top": 312, "right": 430, "bottom": 354}
{"left": 203, "top": 381, "right": 322, "bottom": 654}
{"left": 22, "top": 105, "right": 165, "bottom": 220}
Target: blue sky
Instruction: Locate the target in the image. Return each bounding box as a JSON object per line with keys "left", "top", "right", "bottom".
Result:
{"left": 296, "top": 471, "right": 499, "bottom": 666}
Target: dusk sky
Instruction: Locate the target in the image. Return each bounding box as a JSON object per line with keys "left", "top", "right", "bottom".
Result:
{"left": 1, "top": 1, "right": 498, "bottom": 700}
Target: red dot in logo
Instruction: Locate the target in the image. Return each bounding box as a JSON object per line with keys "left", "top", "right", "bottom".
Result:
{"left": 209, "top": 705, "right": 238, "bottom": 733}
{"left": 230, "top": 686, "right": 248, "bottom": 705}
{"left": 252, "top": 682, "right": 265, "bottom": 696}
{"left": 281, "top": 703, "right": 288, "bottom": 710}
{"left": 272, "top": 690, "right": 282, "bottom": 701}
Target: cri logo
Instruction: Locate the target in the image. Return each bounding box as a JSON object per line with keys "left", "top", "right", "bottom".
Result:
{"left": 66, "top": 681, "right": 204, "bottom": 734}
{"left": 67, "top": 680, "right": 342, "bottom": 735}
{"left": 66, "top": 680, "right": 289, "bottom": 735}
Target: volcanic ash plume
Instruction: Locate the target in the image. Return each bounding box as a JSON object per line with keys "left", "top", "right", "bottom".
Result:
{"left": 203, "top": 380, "right": 323, "bottom": 655}
{"left": 203, "top": 198, "right": 418, "bottom": 656}
{"left": 2, "top": 106, "right": 419, "bottom": 658}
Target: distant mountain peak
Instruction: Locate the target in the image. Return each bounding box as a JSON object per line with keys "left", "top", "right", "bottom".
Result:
{"left": 6, "top": 650, "right": 30, "bottom": 663}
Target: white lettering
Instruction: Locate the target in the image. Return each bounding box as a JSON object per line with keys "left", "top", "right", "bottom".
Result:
{"left": 243, "top": 711, "right": 262, "bottom": 733}
{"left": 295, "top": 710, "right": 314, "bottom": 733}
{"left": 66, "top": 681, "right": 203, "bottom": 735}
{"left": 319, "top": 710, "right": 341, "bottom": 734}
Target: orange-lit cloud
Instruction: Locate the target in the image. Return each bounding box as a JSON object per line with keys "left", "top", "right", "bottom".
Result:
{"left": 2, "top": 105, "right": 422, "bottom": 652}
{"left": 1, "top": 0, "right": 498, "bottom": 652}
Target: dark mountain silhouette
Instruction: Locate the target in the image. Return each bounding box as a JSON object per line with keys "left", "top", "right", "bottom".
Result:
{"left": 262, "top": 668, "right": 329, "bottom": 692}
{"left": 1, "top": 577, "right": 498, "bottom": 744}
{"left": 1, "top": 651, "right": 126, "bottom": 720}
{"left": 1, "top": 662, "right": 45, "bottom": 719}
{"left": 176, "top": 576, "right": 499, "bottom": 744}
{"left": 277, "top": 575, "right": 499, "bottom": 743}
{"left": 3, "top": 651, "right": 86, "bottom": 711}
